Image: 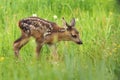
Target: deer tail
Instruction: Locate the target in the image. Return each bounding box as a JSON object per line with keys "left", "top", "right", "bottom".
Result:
{"left": 18, "top": 20, "right": 31, "bottom": 34}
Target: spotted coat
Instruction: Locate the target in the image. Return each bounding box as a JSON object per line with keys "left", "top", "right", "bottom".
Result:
{"left": 19, "top": 17, "right": 64, "bottom": 37}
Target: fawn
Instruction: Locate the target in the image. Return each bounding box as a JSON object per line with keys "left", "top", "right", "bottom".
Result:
{"left": 13, "top": 17, "right": 83, "bottom": 58}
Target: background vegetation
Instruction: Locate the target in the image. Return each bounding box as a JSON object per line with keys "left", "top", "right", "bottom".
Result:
{"left": 0, "top": 0, "right": 120, "bottom": 80}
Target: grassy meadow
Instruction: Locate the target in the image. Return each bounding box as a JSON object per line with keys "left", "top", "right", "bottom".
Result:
{"left": 0, "top": 0, "right": 120, "bottom": 80}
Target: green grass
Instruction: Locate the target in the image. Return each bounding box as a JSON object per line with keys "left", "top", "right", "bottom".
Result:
{"left": 0, "top": 0, "right": 120, "bottom": 80}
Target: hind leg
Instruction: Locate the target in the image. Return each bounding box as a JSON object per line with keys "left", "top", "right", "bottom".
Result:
{"left": 13, "top": 34, "right": 30, "bottom": 58}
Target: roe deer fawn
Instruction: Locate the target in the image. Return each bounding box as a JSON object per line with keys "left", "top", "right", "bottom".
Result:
{"left": 13, "top": 17, "right": 83, "bottom": 58}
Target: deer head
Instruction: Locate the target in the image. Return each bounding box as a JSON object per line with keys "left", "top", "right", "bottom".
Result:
{"left": 62, "top": 17, "right": 83, "bottom": 44}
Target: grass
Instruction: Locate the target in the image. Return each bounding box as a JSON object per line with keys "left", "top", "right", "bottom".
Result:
{"left": 0, "top": 0, "right": 120, "bottom": 80}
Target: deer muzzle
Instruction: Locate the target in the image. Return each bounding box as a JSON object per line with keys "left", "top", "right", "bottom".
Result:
{"left": 76, "top": 40, "right": 83, "bottom": 45}
{"left": 77, "top": 41, "right": 83, "bottom": 44}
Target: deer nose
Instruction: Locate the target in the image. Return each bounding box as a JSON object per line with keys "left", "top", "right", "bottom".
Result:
{"left": 77, "top": 41, "right": 83, "bottom": 44}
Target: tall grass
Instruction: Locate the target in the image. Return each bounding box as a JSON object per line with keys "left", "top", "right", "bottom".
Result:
{"left": 0, "top": 0, "right": 120, "bottom": 80}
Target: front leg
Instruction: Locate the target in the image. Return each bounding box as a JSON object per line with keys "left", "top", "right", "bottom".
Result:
{"left": 36, "top": 39, "right": 43, "bottom": 58}
{"left": 49, "top": 44, "right": 59, "bottom": 60}
{"left": 49, "top": 44, "right": 57, "bottom": 54}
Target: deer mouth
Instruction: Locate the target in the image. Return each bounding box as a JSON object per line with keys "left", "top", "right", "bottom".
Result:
{"left": 76, "top": 41, "right": 83, "bottom": 45}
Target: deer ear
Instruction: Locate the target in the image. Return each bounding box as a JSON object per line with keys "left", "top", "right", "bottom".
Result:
{"left": 70, "top": 18, "right": 76, "bottom": 27}
{"left": 62, "top": 17, "right": 70, "bottom": 29}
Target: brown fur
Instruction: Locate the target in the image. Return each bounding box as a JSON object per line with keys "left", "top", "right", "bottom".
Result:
{"left": 13, "top": 17, "right": 82, "bottom": 58}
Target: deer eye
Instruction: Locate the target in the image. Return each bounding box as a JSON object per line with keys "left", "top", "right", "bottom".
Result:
{"left": 72, "top": 34, "right": 77, "bottom": 38}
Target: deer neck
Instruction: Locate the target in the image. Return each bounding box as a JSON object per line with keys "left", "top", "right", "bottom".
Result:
{"left": 57, "top": 29, "right": 70, "bottom": 41}
{"left": 44, "top": 27, "right": 69, "bottom": 44}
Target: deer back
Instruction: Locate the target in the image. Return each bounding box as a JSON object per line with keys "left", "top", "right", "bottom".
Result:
{"left": 18, "top": 17, "right": 59, "bottom": 38}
